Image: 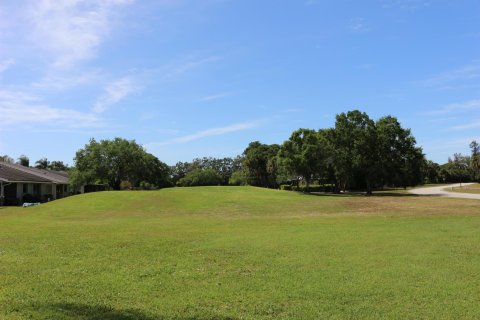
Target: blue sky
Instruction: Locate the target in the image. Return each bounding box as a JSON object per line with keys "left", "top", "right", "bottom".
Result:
{"left": 1, "top": 0, "right": 479, "bottom": 166}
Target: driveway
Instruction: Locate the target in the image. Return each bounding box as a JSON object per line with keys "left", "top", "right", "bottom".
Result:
{"left": 409, "top": 183, "right": 480, "bottom": 200}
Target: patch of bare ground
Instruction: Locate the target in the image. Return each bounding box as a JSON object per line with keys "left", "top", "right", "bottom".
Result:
{"left": 344, "top": 196, "right": 480, "bottom": 217}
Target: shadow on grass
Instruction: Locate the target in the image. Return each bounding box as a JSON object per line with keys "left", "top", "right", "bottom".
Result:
{"left": 302, "top": 191, "right": 419, "bottom": 198}
{"left": 45, "top": 303, "right": 238, "bottom": 320}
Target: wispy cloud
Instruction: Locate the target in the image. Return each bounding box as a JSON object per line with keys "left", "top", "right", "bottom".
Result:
{"left": 426, "top": 99, "right": 480, "bottom": 115}
{"left": 199, "top": 92, "right": 231, "bottom": 102}
{"left": 382, "top": 0, "right": 431, "bottom": 11}
{"left": 0, "top": 58, "right": 14, "bottom": 73}
{"left": 423, "top": 136, "right": 480, "bottom": 153}
{"left": 0, "top": 89, "right": 100, "bottom": 128}
{"left": 159, "top": 55, "right": 221, "bottom": 81}
{"left": 420, "top": 62, "right": 480, "bottom": 89}
{"left": 449, "top": 120, "right": 480, "bottom": 131}
{"left": 93, "top": 77, "right": 138, "bottom": 113}
{"left": 349, "top": 18, "right": 370, "bottom": 33}
{"left": 28, "top": 0, "right": 134, "bottom": 69}
{"left": 151, "top": 120, "right": 263, "bottom": 146}
{"left": 33, "top": 69, "right": 102, "bottom": 90}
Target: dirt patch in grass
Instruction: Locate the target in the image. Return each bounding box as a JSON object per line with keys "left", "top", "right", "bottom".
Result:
{"left": 344, "top": 196, "right": 480, "bottom": 217}
{"left": 450, "top": 184, "right": 480, "bottom": 195}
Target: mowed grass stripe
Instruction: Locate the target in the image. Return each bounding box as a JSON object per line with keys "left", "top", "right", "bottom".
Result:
{"left": 1, "top": 186, "right": 480, "bottom": 319}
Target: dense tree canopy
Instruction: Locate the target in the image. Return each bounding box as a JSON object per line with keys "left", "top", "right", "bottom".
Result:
{"left": 171, "top": 156, "right": 243, "bottom": 186}
{"left": 331, "top": 110, "right": 379, "bottom": 194}
{"left": 176, "top": 168, "right": 222, "bottom": 187}
{"left": 242, "top": 141, "right": 279, "bottom": 188}
{"left": 278, "top": 128, "right": 328, "bottom": 190}
{"left": 8, "top": 109, "right": 470, "bottom": 194}
{"left": 71, "top": 138, "right": 171, "bottom": 190}
{"left": 244, "top": 110, "right": 427, "bottom": 193}
{"left": 17, "top": 155, "right": 29, "bottom": 167}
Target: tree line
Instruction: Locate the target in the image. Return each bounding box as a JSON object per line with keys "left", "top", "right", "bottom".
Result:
{"left": 3, "top": 109, "right": 477, "bottom": 193}
{"left": 424, "top": 141, "right": 480, "bottom": 184}
{"left": 0, "top": 155, "right": 69, "bottom": 171}
{"left": 241, "top": 110, "right": 424, "bottom": 194}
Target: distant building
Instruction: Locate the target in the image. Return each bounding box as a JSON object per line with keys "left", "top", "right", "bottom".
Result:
{"left": 0, "top": 162, "right": 69, "bottom": 206}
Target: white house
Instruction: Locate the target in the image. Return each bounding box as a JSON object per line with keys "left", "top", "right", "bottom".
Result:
{"left": 0, "top": 162, "right": 69, "bottom": 206}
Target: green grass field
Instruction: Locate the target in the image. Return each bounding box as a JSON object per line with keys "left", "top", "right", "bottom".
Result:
{"left": 1, "top": 187, "right": 480, "bottom": 319}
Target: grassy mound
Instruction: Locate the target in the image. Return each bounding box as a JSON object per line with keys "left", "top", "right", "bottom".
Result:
{"left": 1, "top": 186, "right": 480, "bottom": 319}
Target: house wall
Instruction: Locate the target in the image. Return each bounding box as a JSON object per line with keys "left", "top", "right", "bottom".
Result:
{"left": 16, "top": 183, "right": 22, "bottom": 199}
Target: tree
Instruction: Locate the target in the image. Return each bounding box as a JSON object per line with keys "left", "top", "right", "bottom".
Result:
{"left": 170, "top": 156, "right": 243, "bottom": 186}
{"left": 35, "top": 158, "right": 50, "bottom": 169}
{"left": 470, "top": 140, "right": 480, "bottom": 181}
{"left": 17, "top": 155, "right": 30, "bottom": 167}
{"left": 444, "top": 153, "right": 471, "bottom": 184}
{"left": 243, "top": 141, "right": 279, "bottom": 188}
{"left": 424, "top": 160, "right": 441, "bottom": 184}
{"left": 176, "top": 168, "right": 221, "bottom": 186}
{"left": 278, "top": 129, "right": 328, "bottom": 191}
{"left": 376, "top": 116, "right": 425, "bottom": 188}
{"left": 228, "top": 170, "right": 247, "bottom": 186}
{"left": 0, "top": 155, "right": 14, "bottom": 163}
{"left": 73, "top": 138, "right": 171, "bottom": 190}
{"left": 332, "top": 110, "right": 378, "bottom": 194}
{"left": 49, "top": 161, "right": 68, "bottom": 171}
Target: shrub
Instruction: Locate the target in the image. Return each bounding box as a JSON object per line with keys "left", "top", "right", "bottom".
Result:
{"left": 280, "top": 185, "right": 293, "bottom": 191}
{"left": 229, "top": 170, "right": 247, "bottom": 186}
{"left": 139, "top": 181, "right": 157, "bottom": 190}
{"left": 120, "top": 180, "right": 132, "bottom": 190}
{"left": 22, "top": 194, "right": 41, "bottom": 203}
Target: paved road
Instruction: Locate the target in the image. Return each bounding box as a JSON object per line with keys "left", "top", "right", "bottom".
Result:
{"left": 409, "top": 183, "right": 480, "bottom": 200}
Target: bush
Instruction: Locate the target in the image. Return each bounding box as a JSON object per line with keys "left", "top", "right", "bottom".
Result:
{"left": 139, "top": 181, "right": 157, "bottom": 190}
{"left": 177, "top": 168, "right": 222, "bottom": 187}
{"left": 280, "top": 185, "right": 292, "bottom": 191}
{"left": 22, "top": 193, "right": 41, "bottom": 203}
{"left": 229, "top": 170, "right": 247, "bottom": 186}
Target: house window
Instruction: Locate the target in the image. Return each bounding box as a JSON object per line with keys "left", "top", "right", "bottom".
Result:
{"left": 23, "top": 183, "right": 28, "bottom": 194}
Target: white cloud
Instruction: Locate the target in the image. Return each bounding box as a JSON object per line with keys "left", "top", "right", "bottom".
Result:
{"left": 28, "top": 0, "right": 134, "bottom": 69}
{"left": 159, "top": 56, "right": 221, "bottom": 81}
{"left": 93, "top": 77, "right": 138, "bottom": 113}
{"left": 0, "top": 59, "right": 14, "bottom": 73}
{"left": 427, "top": 99, "right": 480, "bottom": 115}
{"left": 33, "top": 69, "right": 102, "bottom": 90}
{"left": 423, "top": 137, "right": 480, "bottom": 152}
{"left": 420, "top": 62, "right": 480, "bottom": 88}
{"left": 0, "top": 89, "right": 99, "bottom": 128}
{"left": 449, "top": 120, "right": 480, "bottom": 131}
{"left": 151, "top": 120, "right": 262, "bottom": 146}
{"left": 382, "top": 0, "right": 430, "bottom": 10}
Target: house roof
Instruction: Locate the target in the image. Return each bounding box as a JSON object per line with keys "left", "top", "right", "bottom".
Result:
{"left": 0, "top": 162, "right": 69, "bottom": 184}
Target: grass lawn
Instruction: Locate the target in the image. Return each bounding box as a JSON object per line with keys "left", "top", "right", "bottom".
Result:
{"left": 1, "top": 186, "right": 480, "bottom": 319}
{"left": 449, "top": 183, "right": 480, "bottom": 194}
